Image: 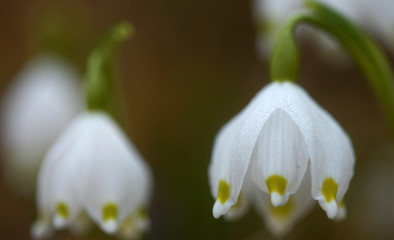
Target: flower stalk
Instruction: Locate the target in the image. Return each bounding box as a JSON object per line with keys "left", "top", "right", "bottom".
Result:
{"left": 269, "top": 16, "right": 300, "bottom": 83}
{"left": 86, "top": 21, "right": 133, "bottom": 113}
{"left": 270, "top": 0, "right": 394, "bottom": 133}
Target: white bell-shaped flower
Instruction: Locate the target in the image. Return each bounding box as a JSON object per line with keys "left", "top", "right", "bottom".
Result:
{"left": 209, "top": 81, "right": 355, "bottom": 235}
{"left": 32, "top": 111, "right": 152, "bottom": 239}
{"left": 1, "top": 55, "right": 83, "bottom": 194}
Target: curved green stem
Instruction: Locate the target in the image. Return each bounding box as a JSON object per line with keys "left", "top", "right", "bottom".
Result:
{"left": 270, "top": 1, "right": 394, "bottom": 133}
{"left": 86, "top": 21, "right": 133, "bottom": 112}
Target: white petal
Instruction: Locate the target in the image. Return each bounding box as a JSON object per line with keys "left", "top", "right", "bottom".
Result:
{"left": 2, "top": 54, "right": 83, "bottom": 194}
{"left": 307, "top": 102, "right": 355, "bottom": 218}
{"left": 318, "top": 199, "right": 338, "bottom": 219}
{"left": 237, "top": 83, "right": 317, "bottom": 191}
{"left": 212, "top": 201, "right": 232, "bottom": 219}
{"left": 249, "top": 108, "right": 309, "bottom": 206}
{"left": 235, "top": 82, "right": 317, "bottom": 176}
{"left": 73, "top": 112, "right": 152, "bottom": 233}
{"left": 35, "top": 113, "right": 88, "bottom": 230}
{"left": 47, "top": 155, "right": 82, "bottom": 229}
{"left": 253, "top": 169, "right": 315, "bottom": 237}
{"left": 209, "top": 112, "right": 248, "bottom": 218}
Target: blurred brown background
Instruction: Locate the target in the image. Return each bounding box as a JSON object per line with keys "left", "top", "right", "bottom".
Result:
{"left": 0, "top": 0, "right": 393, "bottom": 239}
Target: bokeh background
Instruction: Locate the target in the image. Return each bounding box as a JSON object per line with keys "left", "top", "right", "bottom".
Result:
{"left": 0, "top": 0, "right": 393, "bottom": 239}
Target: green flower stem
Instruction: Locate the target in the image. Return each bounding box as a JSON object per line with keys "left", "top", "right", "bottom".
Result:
{"left": 270, "top": 16, "right": 300, "bottom": 83}
{"left": 270, "top": 1, "right": 394, "bottom": 132}
{"left": 86, "top": 21, "right": 133, "bottom": 112}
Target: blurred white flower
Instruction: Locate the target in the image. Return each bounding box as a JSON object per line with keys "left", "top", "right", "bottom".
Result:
{"left": 253, "top": 0, "right": 394, "bottom": 58}
{"left": 209, "top": 81, "right": 354, "bottom": 235}
{"left": 31, "top": 111, "right": 152, "bottom": 239}
{"left": 1, "top": 55, "right": 83, "bottom": 194}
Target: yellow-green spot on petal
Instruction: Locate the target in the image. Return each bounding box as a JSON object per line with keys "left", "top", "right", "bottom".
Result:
{"left": 56, "top": 202, "right": 69, "bottom": 219}
{"left": 271, "top": 197, "right": 293, "bottom": 219}
{"left": 137, "top": 206, "right": 147, "bottom": 219}
{"left": 102, "top": 203, "right": 118, "bottom": 222}
{"left": 322, "top": 177, "right": 338, "bottom": 202}
{"left": 217, "top": 180, "right": 230, "bottom": 204}
{"left": 339, "top": 200, "right": 345, "bottom": 208}
{"left": 266, "top": 175, "right": 287, "bottom": 195}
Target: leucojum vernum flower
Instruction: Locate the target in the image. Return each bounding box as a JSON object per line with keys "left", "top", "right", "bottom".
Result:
{"left": 209, "top": 81, "right": 354, "bottom": 235}
{"left": 206, "top": 2, "right": 388, "bottom": 236}
{"left": 31, "top": 22, "right": 153, "bottom": 239}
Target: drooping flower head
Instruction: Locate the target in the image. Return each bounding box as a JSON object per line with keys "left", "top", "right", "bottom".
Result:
{"left": 31, "top": 22, "right": 154, "bottom": 239}
{"left": 32, "top": 112, "right": 152, "bottom": 239}
{"left": 1, "top": 55, "right": 83, "bottom": 194}
{"left": 209, "top": 81, "right": 355, "bottom": 235}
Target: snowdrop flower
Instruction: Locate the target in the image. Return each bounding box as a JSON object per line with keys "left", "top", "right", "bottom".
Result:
{"left": 32, "top": 111, "right": 152, "bottom": 239}
{"left": 254, "top": 0, "right": 394, "bottom": 57}
{"left": 209, "top": 81, "right": 355, "bottom": 235}
{"left": 1, "top": 55, "right": 82, "bottom": 194}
